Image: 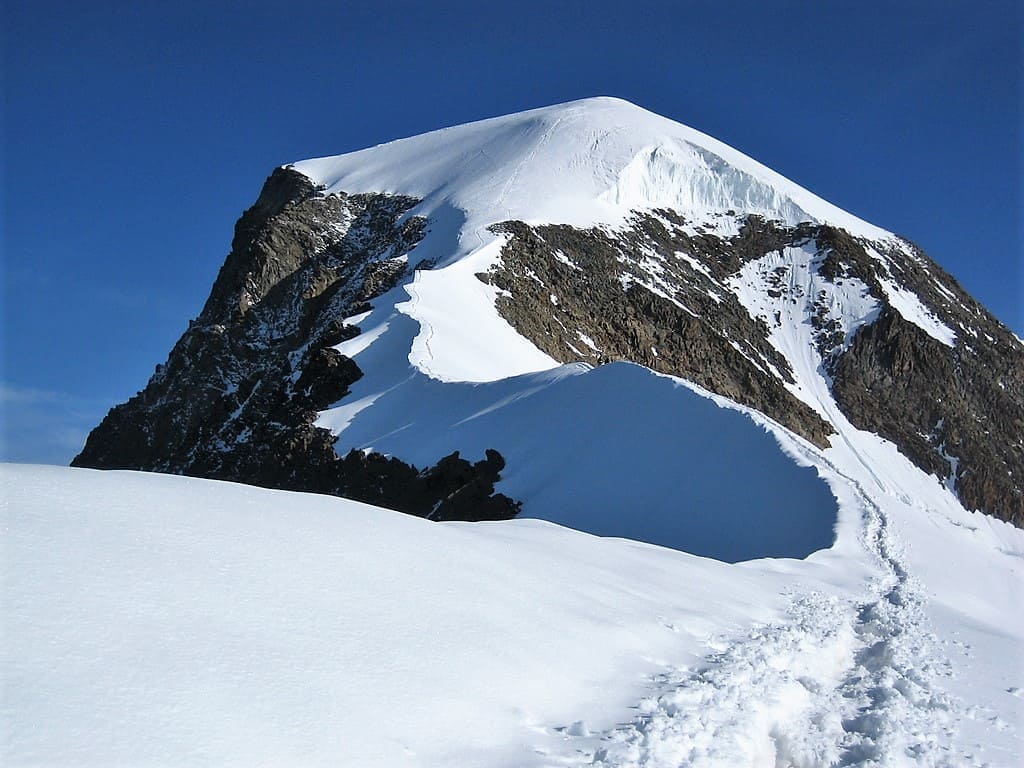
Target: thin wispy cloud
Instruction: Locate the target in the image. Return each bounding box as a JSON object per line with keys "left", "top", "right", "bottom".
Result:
{"left": 0, "top": 382, "right": 71, "bottom": 405}
{"left": 0, "top": 381, "right": 108, "bottom": 465}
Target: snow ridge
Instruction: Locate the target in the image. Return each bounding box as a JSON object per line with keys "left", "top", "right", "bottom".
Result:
{"left": 294, "top": 97, "right": 893, "bottom": 270}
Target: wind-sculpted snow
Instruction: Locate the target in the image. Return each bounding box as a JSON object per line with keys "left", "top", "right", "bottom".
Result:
{"left": 601, "top": 142, "right": 814, "bottom": 227}
{"left": 294, "top": 97, "right": 891, "bottom": 269}
{"left": 316, "top": 296, "right": 837, "bottom": 562}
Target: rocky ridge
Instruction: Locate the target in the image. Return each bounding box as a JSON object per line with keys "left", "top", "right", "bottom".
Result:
{"left": 73, "top": 168, "right": 521, "bottom": 521}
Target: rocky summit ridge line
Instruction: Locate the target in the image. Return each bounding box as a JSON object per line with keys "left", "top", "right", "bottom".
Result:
{"left": 74, "top": 97, "right": 1024, "bottom": 526}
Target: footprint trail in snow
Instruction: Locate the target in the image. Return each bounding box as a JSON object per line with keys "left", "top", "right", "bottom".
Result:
{"left": 548, "top": 495, "right": 970, "bottom": 767}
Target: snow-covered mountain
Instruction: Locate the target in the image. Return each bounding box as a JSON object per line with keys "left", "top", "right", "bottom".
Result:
{"left": 10, "top": 96, "right": 1019, "bottom": 764}
{"left": 73, "top": 96, "right": 1023, "bottom": 528}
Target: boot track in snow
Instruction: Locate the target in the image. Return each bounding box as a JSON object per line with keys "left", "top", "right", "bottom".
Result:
{"left": 547, "top": 483, "right": 968, "bottom": 767}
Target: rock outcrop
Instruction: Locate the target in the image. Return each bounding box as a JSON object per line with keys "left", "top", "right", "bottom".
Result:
{"left": 73, "top": 168, "right": 521, "bottom": 521}
{"left": 479, "top": 212, "right": 1023, "bottom": 525}
{"left": 482, "top": 214, "right": 834, "bottom": 447}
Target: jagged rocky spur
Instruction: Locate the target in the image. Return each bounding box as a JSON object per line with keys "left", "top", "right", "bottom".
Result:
{"left": 74, "top": 167, "right": 520, "bottom": 521}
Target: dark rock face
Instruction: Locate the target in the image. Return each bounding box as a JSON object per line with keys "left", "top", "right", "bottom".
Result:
{"left": 832, "top": 309, "right": 1024, "bottom": 524}
{"left": 73, "top": 167, "right": 520, "bottom": 521}
{"left": 480, "top": 212, "right": 1024, "bottom": 525}
{"left": 481, "top": 214, "right": 834, "bottom": 447}
{"left": 819, "top": 230, "right": 1024, "bottom": 524}
{"left": 336, "top": 448, "right": 520, "bottom": 521}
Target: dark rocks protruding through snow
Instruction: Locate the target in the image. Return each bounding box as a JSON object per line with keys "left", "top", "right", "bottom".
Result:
{"left": 73, "top": 163, "right": 1024, "bottom": 526}
{"left": 72, "top": 169, "right": 522, "bottom": 523}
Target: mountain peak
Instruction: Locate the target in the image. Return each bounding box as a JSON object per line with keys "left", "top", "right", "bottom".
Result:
{"left": 291, "top": 98, "right": 891, "bottom": 262}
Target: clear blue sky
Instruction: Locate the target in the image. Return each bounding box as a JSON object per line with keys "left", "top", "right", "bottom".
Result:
{"left": 2, "top": 0, "right": 1021, "bottom": 464}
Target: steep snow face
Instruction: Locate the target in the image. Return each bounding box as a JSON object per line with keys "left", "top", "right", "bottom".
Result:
{"left": 295, "top": 97, "right": 892, "bottom": 258}
{"left": 600, "top": 141, "right": 812, "bottom": 228}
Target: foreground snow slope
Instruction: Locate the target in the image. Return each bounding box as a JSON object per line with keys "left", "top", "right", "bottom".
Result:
{"left": 1, "top": 465, "right": 808, "bottom": 767}
{"left": 3, "top": 463, "right": 1022, "bottom": 766}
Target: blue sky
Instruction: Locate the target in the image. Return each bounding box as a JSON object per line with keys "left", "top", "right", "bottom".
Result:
{"left": 2, "top": 0, "right": 1021, "bottom": 464}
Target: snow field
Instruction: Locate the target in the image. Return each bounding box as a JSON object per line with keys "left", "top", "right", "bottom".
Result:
{"left": 4, "top": 421, "right": 1022, "bottom": 767}
{"left": 2, "top": 464, "right": 815, "bottom": 768}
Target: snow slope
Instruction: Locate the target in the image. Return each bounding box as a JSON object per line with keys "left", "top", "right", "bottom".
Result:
{"left": 0, "top": 465, "right": 821, "bottom": 767}
{"left": 315, "top": 292, "right": 837, "bottom": 562}
{"left": 294, "top": 96, "right": 891, "bottom": 251}
{"left": 4, "top": 461, "right": 1021, "bottom": 767}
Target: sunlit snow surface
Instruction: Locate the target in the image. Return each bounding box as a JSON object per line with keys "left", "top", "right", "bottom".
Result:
{"left": 316, "top": 295, "right": 836, "bottom": 562}
{"left": 4, "top": 463, "right": 1022, "bottom": 767}
{"left": 294, "top": 97, "right": 892, "bottom": 251}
